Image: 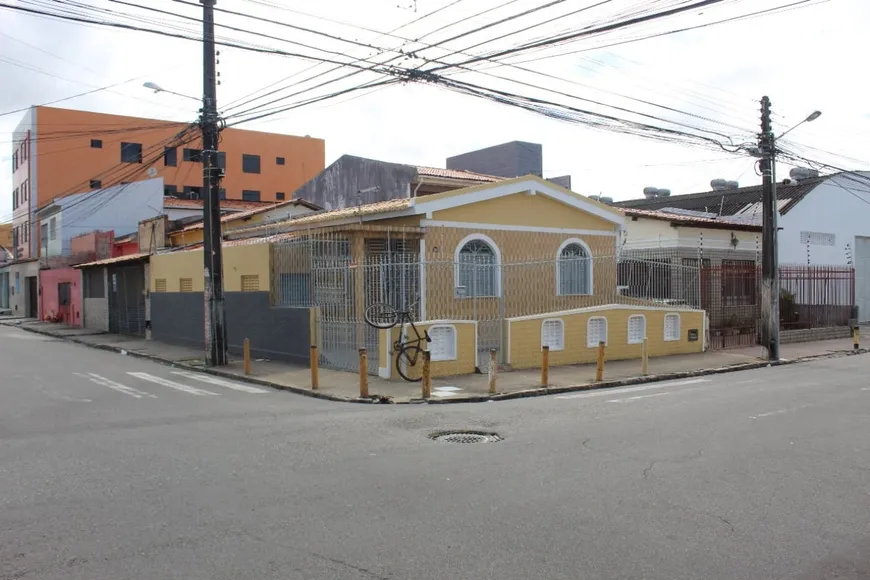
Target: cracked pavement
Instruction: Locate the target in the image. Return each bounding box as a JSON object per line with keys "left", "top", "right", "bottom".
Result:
{"left": 2, "top": 324, "right": 870, "bottom": 579}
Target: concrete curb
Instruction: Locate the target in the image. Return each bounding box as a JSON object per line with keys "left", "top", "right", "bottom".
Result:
{"left": 8, "top": 322, "right": 868, "bottom": 406}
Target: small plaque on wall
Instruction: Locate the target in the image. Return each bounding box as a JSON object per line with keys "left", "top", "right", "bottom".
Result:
{"left": 687, "top": 329, "right": 699, "bottom": 342}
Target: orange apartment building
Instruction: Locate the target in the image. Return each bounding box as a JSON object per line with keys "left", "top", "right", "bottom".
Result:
{"left": 10, "top": 106, "right": 325, "bottom": 259}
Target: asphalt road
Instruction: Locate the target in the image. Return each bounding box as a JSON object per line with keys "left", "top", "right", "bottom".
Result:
{"left": 2, "top": 324, "right": 870, "bottom": 580}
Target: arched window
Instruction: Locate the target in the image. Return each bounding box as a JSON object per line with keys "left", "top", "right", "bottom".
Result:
{"left": 557, "top": 239, "right": 592, "bottom": 295}
{"left": 455, "top": 235, "right": 500, "bottom": 297}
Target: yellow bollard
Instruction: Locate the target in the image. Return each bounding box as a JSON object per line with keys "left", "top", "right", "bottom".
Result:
{"left": 359, "top": 348, "right": 369, "bottom": 398}
{"left": 243, "top": 338, "right": 251, "bottom": 375}
{"left": 310, "top": 345, "right": 319, "bottom": 390}
{"left": 488, "top": 349, "right": 498, "bottom": 394}
{"left": 595, "top": 341, "right": 606, "bottom": 382}
{"left": 541, "top": 345, "right": 550, "bottom": 387}
{"left": 641, "top": 336, "right": 649, "bottom": 376}
{"left": 421, "top": 350, "right": 431, "bottom": 399}
{"left": 854, "top": 326, "right": 860, "bottom": 351}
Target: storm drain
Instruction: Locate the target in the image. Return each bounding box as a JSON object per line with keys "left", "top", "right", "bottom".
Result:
{"left": 429, "top": 430, "right": 502, "bottom": 444}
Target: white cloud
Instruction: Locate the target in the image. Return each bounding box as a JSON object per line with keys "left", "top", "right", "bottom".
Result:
{"left": 2, "top": 0, "right": 868, "bottom": 225}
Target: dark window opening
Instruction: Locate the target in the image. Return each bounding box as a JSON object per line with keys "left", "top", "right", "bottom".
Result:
{"left": 276, "top": 156, "right": 285, "bottom": 165}
{"left": 276, "top": 192, "right": 286, "bottom": 200}
{"left": 183, "top": 148, "right": 203, "bottom": 162}
{"left": 217, "top": 151, "right": 226, "bottom": 169}
{"left": 242, "top": 154, "right": 261, "bottom": 174}
{"left": 58, "top": 282, "right": 71, "bottom": 306}
{"left": 89, "top": 180, "right": 102, "bottom": 189}
{"left": 183, "top": 186, "right": 203, "bottom": 199}
{"left": 242, "top": 190, "right": 261, "bottom": 202}
{"left": 120, "top": 142, "right": 143, "bottom": 163}
{"left": 219, "top": 188, "right": 226, "bottom": 200}
{"left": 164, "top": 146, "right": 177, "bottom": 167}
{"left": 164, "top": 185, "right": 178, "bottom": 196}
{"left": 90, "top": 139, "right": 103, "bottom": 149}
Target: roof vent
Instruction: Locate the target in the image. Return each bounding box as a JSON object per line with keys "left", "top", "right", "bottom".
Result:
{"left": 710, "top": 178, "right": 728, "bottom": 191}
{"left": 789, "top": 167, "right": 820, "bottom": 182}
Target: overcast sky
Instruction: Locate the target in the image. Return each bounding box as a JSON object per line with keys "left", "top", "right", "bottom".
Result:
{"left": 1, "top": 0, "right": 868, "bottom": 223}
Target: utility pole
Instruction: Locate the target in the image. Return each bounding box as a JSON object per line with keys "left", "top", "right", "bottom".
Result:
{"left": 759, "top": 96, "right": 780, "bottom": 361}
{"left": 201, "top": 0, "right": 227, "bottom": 366}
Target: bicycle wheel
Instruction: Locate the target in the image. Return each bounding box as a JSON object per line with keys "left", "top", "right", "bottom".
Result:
{"left": 396, "top": 344, "right": 424, "bottom": 382}
{"left": 364, "top": 302, "right": 399, "bottom": 329}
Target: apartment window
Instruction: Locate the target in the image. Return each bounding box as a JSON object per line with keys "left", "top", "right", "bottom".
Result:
{"left": 456, "top": 235, "right": 500, "bottom": 297}
{"left": 664, "top": 313, "right": 681, "bottom": 342}
{"left": 557, "top": 240, "right": 592, "bottom": 295}
{"left": 12, "top": 151, "right": 18, "bottom": 170}
{"left": 428, "top": 325, "right": 457, "bottom": 361}
{"left": 154, "top": 279, "right": 167, "bottom": 293}
{"left": 20, "top": 141, "right": 27, "bottom": 161}
{"left": 241, "top": 274, "right": 260, "bottom": 292}
{"left": 12, "top": 188, "right": 18, "bottom": 210}
{"left": 49, "top": 217, "right": 57, "bottom": 241}
{"left": 183, "top": 185, "right": 202, "bottom": 199}
{"left": 219, "top": 188, "right": 226, "bottom": 200}
{"left": 90, "top": 179, "right": 101, "bottom": 189}
{"left": 276, "top": 192, "right": 286, "bottom": 200}
{"left": 276, "top": 156, "right": 285, "bottom": 165}
{"left": 242, "top": 190, "right": 261, "bottom": 202}
{"left": 21, "top": 179, "right": 28, "bottom": 200}
{"left": 587, "top": 316, "right": 607, "bottom": 348}
{"left": 22, "top": 221, "right": 29, "bottom": 243}
{"left": 164, "top": 185, "right": 178, "bottom": 196}
{"left": 90, "top": 139, "right": 103, "bottom": 149}
{"left": 179, "top": 278, "right": 193, "bottom": 292}
{"left": 183, "top": 148, "right": 202, "bottom": 162}
{"left": 242, "top": 154, "right": 261, "bottom": 174}
{"left": 164, "top": 146, "right": 177, "bottom": 167}
{"left": 120, "top": 142, "right": 143, "bottom": 163}
{"left": 627, "top": 315, "right": 646, "bottom": 345}
{"left": 541, "top": 319, "right": 565, "bottom": 351}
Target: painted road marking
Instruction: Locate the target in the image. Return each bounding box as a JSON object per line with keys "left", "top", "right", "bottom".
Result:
{"left": 127, "top": 372, "right": 219, "bottom": 396}
{"left": 607, "top": 392, "right": 675, "bottom": 403}
{"left": 75, "top": 373, "right": 156, "bottom": 399}
{"left": 749, "top": 404, "right": 813, "bottom": 420}
{"left": 431, "top": 386, "right": 463, "bottom": 398}
{"left": 170, "top": 371, "right": 269, "bottom": 394}
{"left": 555, "top": 378, "right": 711, "bottom": 400}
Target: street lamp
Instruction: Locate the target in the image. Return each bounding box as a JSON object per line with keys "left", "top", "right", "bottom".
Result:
{"left": 778, "top": 110, "right": 822, "bottom": 141}
{"left": 143, "top": 81, "right": 201, "bottom": 103}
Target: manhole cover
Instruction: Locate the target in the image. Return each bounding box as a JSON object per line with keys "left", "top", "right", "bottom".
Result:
{"left": 429, "top": 430, "right": 502, "bottom": 444}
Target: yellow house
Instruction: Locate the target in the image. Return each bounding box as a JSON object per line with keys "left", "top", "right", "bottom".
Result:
{"left": 218, "top": 175, "right": 707, "bottom": 380}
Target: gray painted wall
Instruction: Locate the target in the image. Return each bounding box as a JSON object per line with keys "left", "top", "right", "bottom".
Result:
{"left": 151, "top": 291, "right": 311, "bottom": 364}
{"left": 446, "top": 141, "right": 543, "bottom": 179}
{"left": 83, "top": 268, "right": 109, "bottom": 331}
{"left": 292, "top": 155, "right": 417, "bottom": 211}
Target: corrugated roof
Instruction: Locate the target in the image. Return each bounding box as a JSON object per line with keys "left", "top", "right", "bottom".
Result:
{"left": 74, "top": 252, "right": 149, "bottom": 269}
{"left": 163, "top": 197, "right": 274, "bottom": 211}
{"left": 615, "top": 176, "right": 827, "bottom": 216}
{"left": 623, "top": 208, "right": 761, "bottom": 231}
{"left": 415, "top": 166, "right": 503, "bottom": 183}
{"left": 179, "top": 198, "right": 321, "bottom": 232}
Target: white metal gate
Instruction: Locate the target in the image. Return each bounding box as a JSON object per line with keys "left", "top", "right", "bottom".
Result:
{"left": 855, "top": 237, "right": 870, "bottom": 322}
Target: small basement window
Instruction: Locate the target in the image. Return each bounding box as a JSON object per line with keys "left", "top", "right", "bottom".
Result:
{"left": 541, "top": 318, "right": 564, "bottom": 351}
{"left": 90, "top": 139, "right": 102, "bottom": 149}
{"left": 587, "top": 316, "right": 607, "bottom": 348}
{"left": 427, "top": 325, "right": 457, "bottom": 361}
{"left": 627, "top": 314, "right": 646, "bottom": 344}
{"left": 241, "top": 274, "right": 260, "bottom": 291}
{"left": 664, "top": 313, "right": 680, "bottom": 341}
{"left": 179, "top": 278, "right": 193, "bottom": 292}
{"left": 154, "top": 279, "right": 167, "bottom": 292}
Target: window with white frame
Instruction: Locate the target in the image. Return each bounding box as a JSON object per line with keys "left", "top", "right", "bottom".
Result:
{"left": 627, "top": 314, "right": 646, "bottom": 344}
{"left": 587, "top": 316, "right": 607, "bottom": 348}
{"left": 664, "top": 313, "right": 680, "bottom": 341}
{"left": 456, "top": 237, "right": 499, "bottom": 297}
{"left": 428, "top": 325, "right": 457, "bottom": 361}
{"left": 557, "top": 240, "right": 592, "bottom": 295}
{"left": 541, "top": 318, "right": 565, "bottom": 351}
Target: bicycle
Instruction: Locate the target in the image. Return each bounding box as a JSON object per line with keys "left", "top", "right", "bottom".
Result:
{"left": 364, "top": 301, "right": 431, "bottom": 382}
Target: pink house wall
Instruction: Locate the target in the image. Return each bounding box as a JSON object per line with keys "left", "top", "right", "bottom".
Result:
{"left": 39, "top": 267, "right": 82, "bottom": 326}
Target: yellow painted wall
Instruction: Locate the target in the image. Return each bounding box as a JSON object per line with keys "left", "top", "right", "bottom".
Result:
{"left": 150, "top": 242, "right": 272, "bottom": 292}
{"left": 507, "top": 306, "right": 705, "bottom": 370}
{"left": 430, "top": 192, "right": 618, "bottom": 231}
{"left": 378, "top": 321, "right": 477, "bottom": 381}
{"left": 169, "top": 213, "right": 275, "bottom": 248}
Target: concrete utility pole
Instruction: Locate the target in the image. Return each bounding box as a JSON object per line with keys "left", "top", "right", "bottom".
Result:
{"left": 201, "top": 0, "right": 227, "bottom": 366}
{"left": 759, "top": 96, "right": 779, "bottom": 361}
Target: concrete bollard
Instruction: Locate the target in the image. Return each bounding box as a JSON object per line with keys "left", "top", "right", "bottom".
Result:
{"left": 641, "top": 336, "right": 649, "bottom": 376}
{"left": 595, "top": 341, "right": 606, "bottom": 382}
{"left": 854, "top": 326, "right": 860, "bottom": 351}
{"left": 310, "top": 345, "right": 319, "bottom": 390}
{"left": 359, "top": 348, "right": 369, "bottom": 398}
{"left": 488, "top": 349, "right": 498, "bottom": 394}
{"left": 243, "top": 338, "right": 252, "bottom": 376}
{"left": 541, "top": 345, "right": 550, "bottom": 387}
{"left": 421, "top": 350, "right": 431, "bottom": 399}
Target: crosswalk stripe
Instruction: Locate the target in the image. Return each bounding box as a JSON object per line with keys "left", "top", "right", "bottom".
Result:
{"left": 170, "top": 371, "right": 269, "bottom": 394}
{"left": 127, "top": 372, "right": 219, "bottom": 396}
{"left": 75, "top": 373, "right": 157, "bottom": 399}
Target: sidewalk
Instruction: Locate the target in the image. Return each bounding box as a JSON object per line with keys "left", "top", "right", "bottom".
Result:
{"left": 2, "top": 317, "right": 865, "bottom": 404}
